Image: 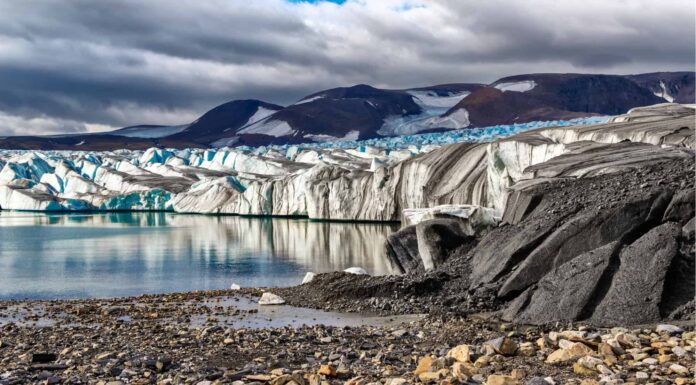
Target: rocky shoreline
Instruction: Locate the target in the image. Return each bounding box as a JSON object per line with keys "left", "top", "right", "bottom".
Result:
{"left": 0, "top": 291, "right": 694, "bottom": 385}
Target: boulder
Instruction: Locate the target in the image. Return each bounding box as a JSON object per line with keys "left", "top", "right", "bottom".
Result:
{"left": 385, "top": 225, "right": 422, "bottom": 273}
{"left": 591, "top": 223, "right": 681, "bottom": 325}
{"left": 258, "top": 292, "right": 286, "bottom": 306}
{"left": 662, "top": 188, "right": 695, "bottom": 224}
{"left": 509, "top": 242, "right": 618, "bottom": 324}
{"left": 498, "top": 192, "right": 672, "bottom": 298}
{"left": 416, "top": 219, "right": 471, "bottom": 271}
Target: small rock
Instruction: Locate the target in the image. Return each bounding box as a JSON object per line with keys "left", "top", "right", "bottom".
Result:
{"left": 318, "top": 365, "right": 337, "bottom": 377}
{"left": 572, "top": 362, "right": 595, "bottom": 376}
{"left": 545, "top": 342, "right": 594, "bottom": 364}
{"left": 258, "top": 292, "right": 285, "bottom": 305}
{"left": 517, "top": 342, "right": 536, "bottom": 357}
{"left": 483, "top": 336, "right": 518, "bottom": 356}
{"left": 511, "top": 369, "right": 526, "bottom": 380}
{"left": 418, "top": 369, "right": 448, "bottom": 383}
{"left": 31, "top": 353, "right": 57, "bottom": 364}
{"left": 486, "top": 374, "right": 519, "bottom": 385}
{"left": 672, "top": 346, "right": 687, "bottom": 357}
{"left": 452, "top": 362, "right": 477, "bottom": 378}
{"left": 634, "top": 372, "right": 648, "bottom": 384}
{"left": 414, "top": 356, "right": 432, "bottom": 375}
{"left": 655, "top": 324, "right": 683, "bottom": 334}
{"left": 669, "top": 364, "right": 689, "bottom": 375}
{"left": 658, "top": 354, "right": 673, "bottom": 363}
{"left": 447, "top": 344, "right": 471, "bottom": 363}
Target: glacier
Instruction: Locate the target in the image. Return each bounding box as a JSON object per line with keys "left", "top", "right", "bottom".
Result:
{"left": 0, "top": 105, "right": 692, "bottom": 221}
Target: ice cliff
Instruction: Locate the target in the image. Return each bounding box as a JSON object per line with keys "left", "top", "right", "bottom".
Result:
{"left": 0, "top": 104, "right": 692, "bottom": 221}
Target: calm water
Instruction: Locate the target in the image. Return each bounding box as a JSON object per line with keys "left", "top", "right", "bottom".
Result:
{"left": 0, "top": 211, "right": 399, "bottom": 300}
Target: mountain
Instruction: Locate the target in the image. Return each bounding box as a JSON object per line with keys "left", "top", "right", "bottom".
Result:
{"left": 223, "top": 83, "right": 483, "bottom": 147}
{"left": 0, "top": 72, "right": 693, "bottom": 150}
{"left": 624, "top": 71, "right": 695, "bottom": 104}
{"left": 449, "top": 73, "right": 668, "bottom": 127}
{"left": 167, "top": 99, "right": 283, "bottom": 145}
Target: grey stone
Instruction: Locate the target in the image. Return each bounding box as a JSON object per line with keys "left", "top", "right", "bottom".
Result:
{"left": 385, "top": 225, "right": 422, "bottom": 273}
{"left": 498, "top": 193, "right": 670, "bottom": 298}
{"left": 592, "top": 222, "right": 682, "bottom": 325}
{"left": 415, "top": 218, "right": 471, "bottom": 270}
{"left": 511, "top": 242, "right": 618, "bottom": 324}
{"left": 662, "top": 188, "right": 695, "bottom": 224}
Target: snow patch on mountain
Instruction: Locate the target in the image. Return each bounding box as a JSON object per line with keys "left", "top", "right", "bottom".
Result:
{"left": 237, "top": 118, "right": 295, "bottom": 137}
{"left": 494, "top": 80, "right": 536, "bottom": 92}
{"left": 378, "top": 107, "right": 470, "bottom": 136}
{"left": 653, "top": 81, "right": 675, "bottom": 103}
{"left": 407, "top": 90, "right": 470, "bottom": 109}
{"left": 294, "top": 95, "right": 325, "bottom": 105}
{"left": 235, "top": 106, "right": 279, "bottom": 132}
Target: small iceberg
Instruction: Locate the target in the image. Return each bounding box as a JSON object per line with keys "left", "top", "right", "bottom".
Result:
{"left": 258, "top": 292, "right": 285, "bottom": 305}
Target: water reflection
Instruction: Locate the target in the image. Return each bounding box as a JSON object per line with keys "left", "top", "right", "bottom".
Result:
{"left": 0, "top": 211, "right": 399, "bottom": 300}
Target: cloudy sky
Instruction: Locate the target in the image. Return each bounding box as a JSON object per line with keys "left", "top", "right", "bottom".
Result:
{"left": 0, "top": 0, "right": 693, "bottom": 136}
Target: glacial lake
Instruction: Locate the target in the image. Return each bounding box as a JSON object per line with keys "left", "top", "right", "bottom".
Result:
{"left": 0, "top": 211, "right": 399, "bottom": 300}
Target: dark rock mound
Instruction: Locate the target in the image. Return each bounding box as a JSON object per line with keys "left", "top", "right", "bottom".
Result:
{"left": 416, "top": 219, "right": 473, "bottom": 271}
{"left": 505, "top": 242, "right": 619, "bottom": 324}
{"left": 590, "top": 222, "right": 683, "bottom": 325}
{"left": 385, "top": 225, "right": 422, "bottom": 273}
{"left": 385, "top": 219, "right": 477, "bottom": 274}
{"left": 282, "top": 151, "right": 695, "bottom": 326}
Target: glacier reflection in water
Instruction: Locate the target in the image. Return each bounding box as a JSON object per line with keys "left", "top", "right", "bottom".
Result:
{"left": 0, "top": 211, "right": 399, "bottom": 300}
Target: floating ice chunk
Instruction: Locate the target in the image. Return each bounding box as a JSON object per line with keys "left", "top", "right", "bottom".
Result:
{"left": 258, "top": 292, "right": 285, "bottom": 305}
{"left": 230, "top": 283, "right": 241, "bottom": 290}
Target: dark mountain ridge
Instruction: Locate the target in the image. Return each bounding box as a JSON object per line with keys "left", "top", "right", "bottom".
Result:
{"left": 0, "top": 71, "right": 692, "bottom": 150}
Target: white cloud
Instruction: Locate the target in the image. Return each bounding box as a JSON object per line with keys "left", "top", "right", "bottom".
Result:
{"left": 0, "top": 111, "right": 116, "bottom": 137}
{"left": 0, "top": 0, "right": 692, "bottom": 135}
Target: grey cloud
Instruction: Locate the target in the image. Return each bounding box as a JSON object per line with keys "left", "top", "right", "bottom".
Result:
{"left": 0, "top": 0, "right": 692, "bottom": 135}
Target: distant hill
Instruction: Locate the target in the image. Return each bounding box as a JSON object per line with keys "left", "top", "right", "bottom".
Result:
{"left": 451, "top": 73, "right": 667, "bottom": 127}
{"left": 0, "top": 71, "right": 692, "bottom": 150}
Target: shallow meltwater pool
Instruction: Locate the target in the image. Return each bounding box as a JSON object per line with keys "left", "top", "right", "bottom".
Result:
{"left": 0, "top": 211, "right": 399, "bottom": 300}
